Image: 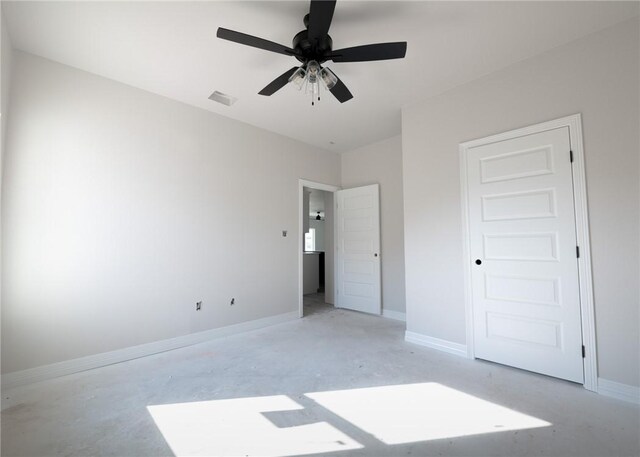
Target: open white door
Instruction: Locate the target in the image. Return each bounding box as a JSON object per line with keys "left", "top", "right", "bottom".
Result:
{"left": 336, "top": 184, "right": 381, "bottom": 315}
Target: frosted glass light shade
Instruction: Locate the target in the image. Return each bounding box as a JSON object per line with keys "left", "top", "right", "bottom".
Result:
{"left": 320, "top": 67, "right": 338, "bottom": 90}
{"left": 288, "top": 67, "right": 306, "bottom": 89}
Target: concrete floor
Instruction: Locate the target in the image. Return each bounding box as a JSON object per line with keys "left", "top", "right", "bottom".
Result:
{"left": 303, "top": 292, "right": 329, "bottom": 317}
{"left": 2, "top": 300, "right": 639, "bottom": 457}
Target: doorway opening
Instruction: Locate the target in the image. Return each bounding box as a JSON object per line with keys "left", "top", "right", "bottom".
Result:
{"left": 298, "top": 180, "right": 339, "bottom": 318}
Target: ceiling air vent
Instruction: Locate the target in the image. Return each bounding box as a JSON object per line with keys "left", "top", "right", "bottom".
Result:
{"left": 208, "top": 91, "right": 238, "bottom": 106}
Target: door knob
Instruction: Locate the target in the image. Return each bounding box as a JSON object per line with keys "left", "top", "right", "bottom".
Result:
{"left": 475, "top": 259, "right": 482, "bottom": 265}
{"left": 374, "top": 253, "right": 378, "bottom": 257}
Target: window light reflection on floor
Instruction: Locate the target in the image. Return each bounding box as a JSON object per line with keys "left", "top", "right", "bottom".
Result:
{"left": 307, "top": 382, "right": 551, "bottom": 445}
{"left": 147, "top": 383, "right": 551, "bottom": 456}
{"left": 147, "top": 395, "right": 362, "bottom": 457}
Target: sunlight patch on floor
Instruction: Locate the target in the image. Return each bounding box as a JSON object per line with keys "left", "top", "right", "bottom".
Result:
{"left": 147, "top": 395, "right": 363, "bottom": 457}
{"left": 148, "top": 383, "right": 551, "bottom": 456}
{"left": 307, "top": 382, "right": 551, "bottom": 445}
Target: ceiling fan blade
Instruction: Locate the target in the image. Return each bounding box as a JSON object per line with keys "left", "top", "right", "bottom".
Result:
{"left": 217, "top": 28, "right": 298, "bottom": 57}
{"left": 308, "top": 0, "right": 337, "bottom": 43}
{"left": 329, "top": 42, "right": 407, "bottom": 62}
{"left": 329, "top": 74, "right": 353, "bottom": 103}
{"left": 258, "top": 67, "right": 300, "bottom": 96}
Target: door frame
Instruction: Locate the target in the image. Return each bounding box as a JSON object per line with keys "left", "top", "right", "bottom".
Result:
{"left": 459, "top": 113, "right": 597, "bottom": 392}
{"left": 298, "top": 179, "right": 340, "bottom": 318}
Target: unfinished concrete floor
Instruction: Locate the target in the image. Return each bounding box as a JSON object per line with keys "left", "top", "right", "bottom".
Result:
{"left": 2, "top": 303, "right": 639, "bottom": 457}
{"left": 303, "top": 292, "right": 329, "bottom": 317}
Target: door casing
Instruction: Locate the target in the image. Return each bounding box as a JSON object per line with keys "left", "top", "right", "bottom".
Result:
{"left": 459, "top": 114, "right": 597, "bottom": 392}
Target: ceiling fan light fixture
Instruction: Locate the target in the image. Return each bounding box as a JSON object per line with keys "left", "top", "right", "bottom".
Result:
{"left": 288, "top": 66, "right": 307, "bottom": 90}
{"left": 306, "top": 60, "right": 320, "bottom": 82}
{"left": 320, "top": 67, "right": 338, "bottom": 90}
{"left": 216, "top": 0, "right": 407, "bottom": 105}
{"left": 302, "top": 60, "right": 322, "bottom": 106}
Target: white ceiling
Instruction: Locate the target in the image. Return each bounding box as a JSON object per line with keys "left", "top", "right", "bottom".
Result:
{"left": 3, "top": 1, "right": 638, "bottom": 152}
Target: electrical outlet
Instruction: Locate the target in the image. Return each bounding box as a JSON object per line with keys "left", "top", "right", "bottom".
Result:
{"left": 282, "top": 230, "right": 287, "bottom": 237}
{"left": 196, "top": 301, "right": 202, "bottom": 311}
{"left": 230, "top": 298, "right": 235, "bottom": 306}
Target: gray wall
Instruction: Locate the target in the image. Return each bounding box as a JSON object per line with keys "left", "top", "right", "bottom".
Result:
{"left": 309, "top": 219, "right": 325, "bottom": 252}
{"left": 1, "top": 11, "right": 12, "bottom": 159}
{"left": 402, "top": 19, "right": 639, "bottom": 387}
{"left": 1, "top": 13, "right": 14, "bottom": 375}
{"left": 1, "top": 51, "right": 340, "bottom": 374}
{"left": 341, "top": 135, "right": 406, "bottom": 314}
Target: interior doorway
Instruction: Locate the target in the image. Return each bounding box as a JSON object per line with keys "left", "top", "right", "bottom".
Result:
{"left": 303, "top": 187, "right": 331, "bottom": 316}
{"left": 298, "top": 180, "right": 339, "bottom": 317}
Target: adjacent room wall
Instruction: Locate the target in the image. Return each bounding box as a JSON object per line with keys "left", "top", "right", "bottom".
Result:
{"left": 309, "top": 218, "right": 325, "bottom": 252}
{"left": 402, "top": 19, "right": 639, "bottom": 387}
{"left": 1, "top": 51, "right": 340, "bottom": 374}
{"left": 1, "top": 10, "right": 12, "bottom": 158}
{"left": 341, "top": 135, "right": 406, "bottom": 315}
{"left": 1, "top": 12, "right": 14, "bottom": 380}
{"left": 323, "top": 191, "right": 335, "bottom": 305}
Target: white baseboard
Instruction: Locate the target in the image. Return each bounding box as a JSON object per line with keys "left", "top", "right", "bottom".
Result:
{"left": 597, "top": 378, "right": 640, "bottom": 405}
{"left": 405, "top": 331, "right": 468, "bottom": 358}
{"left": 382, "top": 309, "right": 406, "bottom": 322}
{"left": 1, "top": 311, "right": 298, "bottom": 391}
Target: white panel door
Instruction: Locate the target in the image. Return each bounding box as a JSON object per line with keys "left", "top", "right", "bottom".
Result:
{"left": 466, "top": 127, "right": 583, "bottom": 383}
{"left": 336, "top": 184, "right": 381, "bottom": 315}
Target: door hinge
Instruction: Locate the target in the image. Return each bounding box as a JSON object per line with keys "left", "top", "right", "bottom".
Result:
{"left": 570, "top": 150, "right": 574, "bottom": 163}
{"left": 582, "top": 345, "right": 586, "bottom": 358}
{"left": 576, "top": 246, "right": 580, "bottom": 258}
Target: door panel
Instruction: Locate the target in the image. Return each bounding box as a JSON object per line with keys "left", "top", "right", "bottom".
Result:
{"left": 336, "top": 185, "right": 381, "bottom": 315}
{"left": 466, "top": 127, "right": 583, "bottom": 383}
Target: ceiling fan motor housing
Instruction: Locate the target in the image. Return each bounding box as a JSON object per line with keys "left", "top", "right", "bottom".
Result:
{"left": 293, "top": 29, "right": 333, "bottom": 64}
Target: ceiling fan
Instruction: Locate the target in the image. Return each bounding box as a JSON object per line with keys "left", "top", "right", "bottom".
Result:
{"left": 216, "top": 0, "right": 407, "bottom": 105}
